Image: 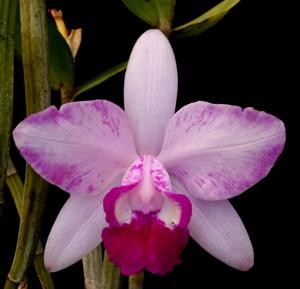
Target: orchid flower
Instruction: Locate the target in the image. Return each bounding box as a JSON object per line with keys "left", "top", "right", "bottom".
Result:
{"left": 13, "top": 29, "right": 285, "bottom": 275}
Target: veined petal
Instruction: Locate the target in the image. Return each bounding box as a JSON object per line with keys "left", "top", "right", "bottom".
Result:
{"left": 171, "top": 177, "right": 254, "bottom": 271}
{"left": 189, "top": 197, "right": 254, "bottom": 271}
{"left": 13, "top": 100, "right": 137, "bottom": 195}
{"left": 124, "top": 29, "right": 178, "bottom": 156}
{"left": 159, "top": 101, "right": 286, "bottom": 200}
{"left": 44, "top": 194, "right": 106, "bottom": 272}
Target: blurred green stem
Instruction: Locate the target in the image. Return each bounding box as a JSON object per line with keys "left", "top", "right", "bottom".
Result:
{"left": 5, "top": 159, "right": 23, "bottom": 210}
{"left": 4, "top": 0, "right": 51, "bottom": 287}
{"left": 0, "top": 0, "right": 17, "bottom": 219}
{"left": 129, "top": 272, "right": 144, "bottom": 289}
{"left": 5, "top": 166, "right": 48, "bottom": 289}
{"left": 33, "top": 252, "right": 54, "bottom": 289}
{"left": 6, "top": 158, "right": 55, "bottom": 289}
{"left": 82, "top": 246, "right": 103, "bottom": 289}
{"left": 99, "top": 251, "right": 122, "bottom": 289}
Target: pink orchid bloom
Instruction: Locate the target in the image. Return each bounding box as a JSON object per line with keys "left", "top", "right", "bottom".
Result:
{"left": 13, "top": 29, "right": 286, "bottom": 275}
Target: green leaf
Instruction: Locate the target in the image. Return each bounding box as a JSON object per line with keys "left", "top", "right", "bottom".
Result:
{"left": 72, "top": 61, "right": 127, "bottom": 100}
{"left": 173, "top": 0, "right": 240, "bottom": 38}
{"left": 15, "top": 8, "right": 75, "bottom": 96}
{"left": 121, "top": 0, "right": 175, "bottom": 33}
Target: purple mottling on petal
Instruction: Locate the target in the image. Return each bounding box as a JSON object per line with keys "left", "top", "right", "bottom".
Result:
{"left": 93, "top": 100, "right": 109, "bottom": 117}
{"left": 87, "top": 184, "right": 94, "bottom": 193}
{"left": 182, "top": 104, "right": 219, "bottom": 134}
{"left": 102, "top": 212, "right": 189, "bottom": 275}
{"left": 92, "top": 101, "right": 121, "bottom": 137}
{"left": 20, "top": 147, "right": 76, "bottom": 186}
{"left": 193, "top": 177, "right": 206, "bottom": 188}
{"left": 250, "top": 142, "right": 285, "bottom": 182}
{"left": 122, "top": 157, "right": 144, "bottom": 185}
{"left": 13, "top": 100, "right": 137, "bottom": 196}
{"left": 243, "top": 107, "right": 276, "bottom": 126}
{"left": 26, "top": 106, "right": 60, "bottom": 125}
{"left": 244, "top": 108, "right": 258, "bottom": 123}
{"left": 60, "top": 104, "right": 84, "bottom": 125}
{"left": 159, "top": 101, "right": 286, "bottom": 200}
{"left": 66, "top": 177, "right": 82, "bottom": 191}
{"left": 150, "top": 156, "right": 171, "bottom": 191}
{"left": 65, "top": 170, "right": 93, "bottom": 191}
{"left": 175, "top": 116, "right": 182, "bottom": 127}
{"left": 170, "top": 171, "right": 189, "bottom": 192}
{"left": 20, "top": 147, "right": 39, "bottom": 163}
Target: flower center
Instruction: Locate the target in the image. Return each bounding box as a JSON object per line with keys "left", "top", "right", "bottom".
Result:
{"left": 127, "top": 155, "right": 164, "bottom": 214}
{"left": 113, "top": 155, "right": 184, "bottom": 228}
{"left": 101, "top": 155, "right": 192, "bottom": 275}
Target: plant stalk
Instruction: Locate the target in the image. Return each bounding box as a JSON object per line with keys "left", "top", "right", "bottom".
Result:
{"left": 6, "top": 158, "right": 55, "bottom": 289}
{"left": 99, "top": 251, "right": 122, "bottom": 289}
{"left": 129, "top": 272, "right": 144, "bottom": 289}
{"left": 0, "top": 0, "right": 17, "bottom": 220}
{"left": 82, "top": 245, "right": 103, "bottom": 289}
{"left": 4, "top": 0, "right": 51, "bottom": 287}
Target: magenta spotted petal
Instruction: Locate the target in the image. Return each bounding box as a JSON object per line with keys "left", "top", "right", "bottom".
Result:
{"left": 102, "top": 156, "right": 191, "bottom": 275}
{"left": 159, "top": 102, "right": 286, "bottom": 201}
{"left": 13, "top": 100, "right": 137, "bottom": 195}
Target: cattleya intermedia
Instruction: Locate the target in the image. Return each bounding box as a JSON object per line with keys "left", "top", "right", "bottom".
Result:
{"left": 13, "top": 29, "right": 285, "bottom": 275}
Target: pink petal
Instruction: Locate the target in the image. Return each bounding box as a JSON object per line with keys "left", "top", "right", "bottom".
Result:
{"left": 13, "top": 100, "right": 137, "bottom": 195}
{"left": 159, "top": 102, "right": 286, "bottom": 200}
{"left": 189, "top": 197, "right": 254, "bottom": 271}
{"left": 171, "top": 177, "right": 253, "bottom": 271}
{"left": 124, "top": 29, "right": 178, "bottom": 155}
{"left": 102, "top": 212, "right": 189, "bottom": 275}
{"left": 44, "top": 194, "right": 106, "bottom": 272}
{"left": 171, "top": 177, "right": 254, "bottom": 271}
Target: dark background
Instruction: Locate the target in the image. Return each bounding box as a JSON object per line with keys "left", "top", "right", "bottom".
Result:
{"left": 1, "top": 0, "right": 292, "bottom": 288}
